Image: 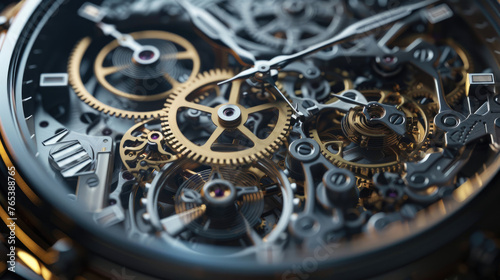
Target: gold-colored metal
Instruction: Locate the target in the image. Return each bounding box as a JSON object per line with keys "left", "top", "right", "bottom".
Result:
{"left": 68, "top": 31, "right": 201, "bottom": 119}
{"left": 162, "top": 69, "right": 292, "bottom": 165}
{"left": 94, "top": 31, "right": 200, "bottom": 102}
{"left": 310, "top": 90, "right": 431, "bottom": 178}
{"left": 0, "top": 1, "right": 25, "bottom": 29}
{"left": 120, "top": 119, "right": 177, "bottom": 179}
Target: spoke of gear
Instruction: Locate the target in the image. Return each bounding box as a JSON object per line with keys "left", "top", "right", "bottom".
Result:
{"left": 68, "top": 30, "right": 201, "bottom": 119}
{"left": 162, "top": 69, "right": 292, "bottom": 165}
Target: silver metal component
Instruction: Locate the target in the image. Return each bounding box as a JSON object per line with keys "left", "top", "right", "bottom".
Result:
{"left": 93, "top": 170, "right": 134, "bottom": 227}
{"left": 404, "top": 149, "right": 472, "bottom": 189}
{"left": 39, "top": 73, "right": 69, "bottom": 87}
{"left": 425, "top": 4, "right": 453, "bottom": 24}
{"left": 43, "top": 129, "right": 113, "bottom": 212}
{"left": 293, "top": 90, "right": 369, "bottom": 119}
{"left": 445, "top": 97, "right": 500, "bottom": 148}
{"left": 363, "top": 102, "right": 407, "bottom": 136}
{"left": 132, "top": 45, "right": 161, "bottom": 65}
{"left": 175, "top": 0, "right": 256, "bottom": 65}
{"left": 160, "top": 206, "right": 206, "bottom": 236}
{"left": 78, "top": 2, "right": 107, "bottom": 23}
{"left": 219, "top": 0, "right": 439, "bottom": 85}
{"left": 466, "top": 73, "right": 496, "bottom": 98}
{"left": 217, "top": 104, "right": 241, "bottom": 125}
{"left": 333, "top": 92, "right": 407, "bottom": 136}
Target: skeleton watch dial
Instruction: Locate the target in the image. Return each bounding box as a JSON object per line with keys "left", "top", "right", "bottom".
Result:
{"left": 2, "top": 0, "right": 500, "bottom": 279}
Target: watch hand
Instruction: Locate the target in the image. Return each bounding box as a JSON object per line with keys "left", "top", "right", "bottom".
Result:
{"left": 78, "top": 2, "right": 161, "bottom": 64}
{"left": 175, "top": 0, "right": 256, "bottom": 66}
{"left": 97, "top": 22, "right": 143, "bottom": 52}
{"left": 262, "top": 75, "right": 300, "bottom": 116}
{"left": 218, "top": 0, "right": 440, "bottom": 85}
{"left": 333, "top": 93, "right": 368, "bottom": 107}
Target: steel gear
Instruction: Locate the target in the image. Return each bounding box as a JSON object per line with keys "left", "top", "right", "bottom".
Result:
{"left": 120, "top": 119, "right": 177, "bottom": 180}
{"left": 162, "top": 69, "right": 292, "bottom": 165}
{"left": 144, "top": 159, "right": 293, "bottom": 247}
{"left": 68, "top": 30, "right": 201, "bottom": 119}
{"left": 310, "top": 90, "right": 432, "bottom": 178}
{"left": 241, "top": 0, "right": 345, "bottom": 53}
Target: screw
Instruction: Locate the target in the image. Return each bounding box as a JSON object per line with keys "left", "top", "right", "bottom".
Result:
{"left": 343, "top": 92, "right": 357, "bottom": 100}
{"left": 443, "top": 116, "right": 458, "bottom": 127}
{"left": 306, "top": 68, "right": 317, "bottom": 76}
{"left": 388, "top": 114, "right": 404, "bottom": 125}
{"left": 299, "top": 217, "right": 315, "bottom": 231}
{"left": 296, "top": 143, "right": 313, "bottom": 156}
{"left": 330, "top": 172, "right": 347, "bottom": 186}
{"left": 86, "top": 177, "right": 99, "bottom": 188}
{"left": 122, "top": 172, "right": 134, "bottom": 180}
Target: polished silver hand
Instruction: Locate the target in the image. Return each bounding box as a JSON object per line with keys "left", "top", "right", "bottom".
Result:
{"left": 175, "top": 0, "right": 256, "bottom": 66}
{"left": 219, "top": 0, "right": 440, "bottom": 85}
{"left": 78, "top": 2, "right": 161, "bottom": 65}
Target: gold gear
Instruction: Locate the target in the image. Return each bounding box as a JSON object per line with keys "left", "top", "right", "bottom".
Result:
{"left": 162, "top": 69, "right": 292, "bottom": 166}
{"left": 120, "top": 119, "right": 177, "bottom": 179}
{"left": 310, "top": 90, "right": 432, "bottom": 178}
{"left": 68, "top": 31, "right": 201, "bottom": 119}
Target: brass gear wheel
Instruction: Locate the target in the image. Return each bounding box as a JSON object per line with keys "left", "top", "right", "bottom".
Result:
{"left": 310, "top": 90, "right": 432, "bottom": 178}
{"left": 68, "top": 30, "right": 201, "bottom": 119}
{"left": 120, "top": 119, "right": 177, "bottom": 179}
{"left": 162, "top": 69, "right": 292, "bottom": 165}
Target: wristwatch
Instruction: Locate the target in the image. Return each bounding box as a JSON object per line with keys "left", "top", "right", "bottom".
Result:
{"left": 1, "top": 0, "right": 500, "bottom": 279}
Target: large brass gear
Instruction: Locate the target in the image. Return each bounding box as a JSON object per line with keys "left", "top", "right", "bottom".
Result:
{"left": 310, "top": 90, "right": 432, "bottom": 178}
{"left": 162, "top": 69, "right": 292, "bottom": 166}
{"left": 68, "top": 30, "right": 201, "bottom": 119}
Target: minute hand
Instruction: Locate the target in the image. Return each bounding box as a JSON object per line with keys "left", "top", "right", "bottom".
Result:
{"left": 218, "top": 0, "right": 440, "bottom": 85}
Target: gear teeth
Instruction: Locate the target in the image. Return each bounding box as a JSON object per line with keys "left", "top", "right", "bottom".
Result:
{"left": 310, "top": 88, "right": 432, "bottom": 179}
{"left": 161, "top": 69, "right": 292, "bottom": 166}
{"left": 68, "top": 33, "right": 199, "bottom": 120}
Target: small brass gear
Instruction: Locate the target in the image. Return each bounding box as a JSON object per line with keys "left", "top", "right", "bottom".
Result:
{"left": 162, "top": 69, "right": 292, "bottom": 166}
{"left": 120, "top": 119, "right": 177, "bottom": 179}
{"left": 310, "top": 90, "right": 432, "bottom": 178}
{"left": 68, "top": 30, "right": 201, "bottom": 119}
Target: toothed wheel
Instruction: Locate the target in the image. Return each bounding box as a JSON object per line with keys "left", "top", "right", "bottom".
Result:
{"left": 310, "top": 90, "right": 432, "bottom": 178}
{"left": 162, "top": 69, "right": 292, "bottom": 166}
{"left": 119, "top": 119, "right": 177, "bottom": 180}
{"left": 144, "top": 159, "right": 293, "bottom": 252}
{"left": 241, "top": 0, "right": 345, "bottom": 53}
{"left": 68, "top": 30, "right": 201, "bottom": 119}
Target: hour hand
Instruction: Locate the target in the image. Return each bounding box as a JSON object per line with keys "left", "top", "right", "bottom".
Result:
{"left": 175, "top": 0, "right": 256, "bottom": 66}
{"left": 78, "top": 2, "right": 161, "bottom": 64}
